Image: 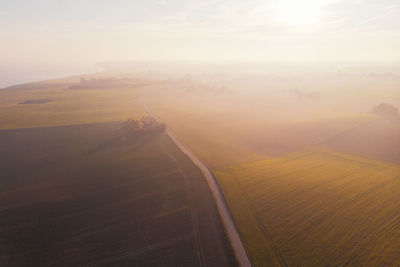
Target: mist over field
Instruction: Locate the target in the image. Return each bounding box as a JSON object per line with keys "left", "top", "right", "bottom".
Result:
{"left": 2, "top": 51, "right": 400, "bottom": 267}
{"left": 1, "top": 0, "right": 400, "bottom": 266}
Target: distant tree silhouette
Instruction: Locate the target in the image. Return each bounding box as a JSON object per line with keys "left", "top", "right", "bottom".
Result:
{"left": 123, "top": 116, "right": 166, "bottom": 135}
{"left": 372, "top": 103, "right": 399, "bottom": 119}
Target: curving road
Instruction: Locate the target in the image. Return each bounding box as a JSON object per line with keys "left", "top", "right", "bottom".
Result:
{"left": 140, "top": 100, "right": 251, "bottom": 267}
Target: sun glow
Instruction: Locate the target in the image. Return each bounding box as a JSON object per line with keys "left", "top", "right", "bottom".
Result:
{"left": 274, "top": 0, "right": 326, "bottom": 30}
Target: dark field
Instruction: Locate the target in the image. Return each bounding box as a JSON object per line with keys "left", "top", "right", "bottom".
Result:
{"left": 0, "top": 122, "right": 236, "bottom": 266}
{"left": 19, "top": 99, "right": 52, "bottom": 105}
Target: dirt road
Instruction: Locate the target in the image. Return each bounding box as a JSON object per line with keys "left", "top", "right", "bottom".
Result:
{"left": 140, "top": 101, "right": 251, "bottom": 267}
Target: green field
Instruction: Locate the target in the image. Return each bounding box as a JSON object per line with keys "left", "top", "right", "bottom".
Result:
{"left": 0, "top": 79, "right": 148, "bottom": 129}
{"left": 216, "top": 148, "right": 400, "bottom": 266}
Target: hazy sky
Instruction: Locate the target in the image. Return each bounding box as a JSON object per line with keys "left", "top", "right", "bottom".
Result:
{"left": 0, "top": 0, "right": 399, "bottom": 66}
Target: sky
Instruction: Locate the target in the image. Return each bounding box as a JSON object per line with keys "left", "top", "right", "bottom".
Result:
{"left": 0, "top": 0, "right": 399, "bottom": 86}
